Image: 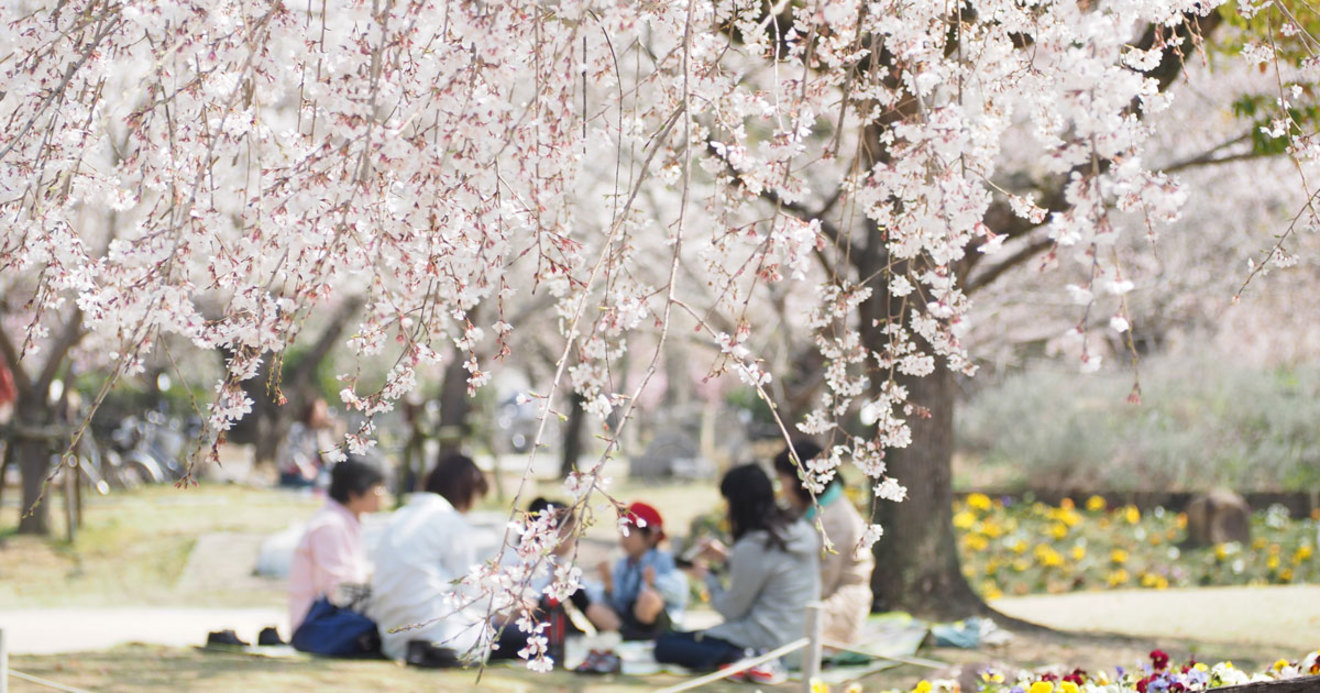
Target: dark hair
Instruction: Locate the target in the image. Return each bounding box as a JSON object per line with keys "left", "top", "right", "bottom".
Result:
{"left": 425, "top": 453, "right": 489, "bottom": 510}
{"left": 328, "top": 456, "right": 385, "bottom": 505}
{"left": 772, "top": 438, "right": 837, "bottom": 504}
{"left": 298, "top": 398, "right": 325, "bottom": 426}
{"left": 720, "top": 463, "right": 793, "bottom": 551}
{"left": 528, "top": 496, "right": 576, "bottom": 531}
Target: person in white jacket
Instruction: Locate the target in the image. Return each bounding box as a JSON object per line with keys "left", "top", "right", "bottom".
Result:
{"left": 370, "top": 453, "right": 490, "bottom": 665}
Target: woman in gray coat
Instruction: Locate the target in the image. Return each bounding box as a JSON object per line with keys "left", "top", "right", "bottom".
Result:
{"left": 654, "top": 463, "right": 820, "bottom": 675}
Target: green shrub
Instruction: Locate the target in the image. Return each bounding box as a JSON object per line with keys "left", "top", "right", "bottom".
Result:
{"left": 957, "top": 356, "right": 1320, "bottom": 492}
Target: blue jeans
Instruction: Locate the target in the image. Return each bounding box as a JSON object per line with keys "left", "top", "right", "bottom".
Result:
{"left": 653, "top": 631, "right": 745, "bottom": 671}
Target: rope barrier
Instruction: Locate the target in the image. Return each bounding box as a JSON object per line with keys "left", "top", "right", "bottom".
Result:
{"left": 8, "top": 670, "right": 94, "bottom": 693}
{"left": 654, "top": 636, "right": 811, "bottom": 693}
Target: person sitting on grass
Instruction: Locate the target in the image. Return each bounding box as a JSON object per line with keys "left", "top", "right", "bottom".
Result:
{"left": 654, "top": 463, "right": 820, "bottom": 683}
{"left": 584, "top": 501, "right": 689, "bottom": 641}
{"left": 773, "top": 439, "right": 874, "bottom": 647}
{"left": 370, "top": 453, "right": 501, "bottom": 667}
{"left": 288, "top": 456, "right": 385, "bottom": 634}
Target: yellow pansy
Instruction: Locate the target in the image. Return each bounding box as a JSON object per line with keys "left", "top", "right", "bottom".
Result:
{"left": 1070, "top": 545, "right": 1086, "bottom": 561}
{"left": 1295, "top": 545, "right": 1313, "bottom": 563}
{"left": 1029, "top": 681, "right": 1055, "bottom": 693}
{"left": 1139, "top": 572, "right": 1169, "bottom": 589}
{"left": 967, "top": 493, "right": 993, "bottom": 511}
{"left": 1107, "top": 569, "right": 1130, "bottom": 586}
{"left": 1214, "top": 544, "right": 1228, "bottom": 561}
{"left": 965, "top": 534, "right": 989, "bottom": 551}
{"left": 1274, "top": 659, "right": 1291, "bottom": 671}
{"left": 1086, "top": 495, "right": 1106, "bottom": 512}
{"left": 1268, "top": 555, "right": 1280, "bottom": 571}
{"left": 1034, "top": 545, "right": 1064, "bottom": 568}
{"left": 1061, "top": 682, "right": 1080, "bottom": 693}
{"left": 1057, "top": 508, "right": 1082, "bottom": 527}
{"left": 953, "top": 511, "right": 976, "bottom": 530}
{"left": 1110, "top": 548, "right": 1129, "bottom": 564}
{"left": 1123, "top": 505, "right": 1141, "bottom": 524}
{"left": 1049, "top": 523, "right": 1069, "bottom": 540}
{"left": 913, "top": 680, "right": 932, "bottom": 693}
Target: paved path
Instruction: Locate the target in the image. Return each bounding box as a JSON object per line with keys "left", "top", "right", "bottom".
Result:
{"left": 0, "top": 607, "right": 286, "bottom": 654}
{"left": 994, "top": 585, "right": 1320, "bottom": 651}
{"left": 6, "top": 585, "right": 1320, "bottom": 656}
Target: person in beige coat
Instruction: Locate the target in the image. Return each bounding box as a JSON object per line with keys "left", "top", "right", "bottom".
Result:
{"left": 773, "top": 440, "right": 875, "bottom": 646}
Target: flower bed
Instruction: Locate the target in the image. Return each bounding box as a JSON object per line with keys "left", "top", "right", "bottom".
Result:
{"left": 953, "top": 494, "right": 1320, "bottom": 598}
{"left": 907, "top": 649, "right": 1320, "bottom": 692}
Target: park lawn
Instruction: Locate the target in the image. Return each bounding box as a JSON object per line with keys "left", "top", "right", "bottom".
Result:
{"left": 0, "top": 476, "right": 721, "bottom": 609}
{"left": 5, "top": 643, "right": 761, "bottom": 693}
{"left": 4, "top": 629, "right": 1291, "bottom": 693}
{"left": 0, "top": 485, "right": 320, "bottom": 608}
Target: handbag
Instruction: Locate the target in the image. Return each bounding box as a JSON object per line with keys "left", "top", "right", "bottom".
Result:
{"left": 291, "top": 596, "right": 381, "bottom": 657}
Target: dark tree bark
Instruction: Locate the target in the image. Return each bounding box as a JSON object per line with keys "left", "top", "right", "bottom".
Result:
{"left": 867, "top": 366, "right": 984, "bottom": 617}
{"left": 560, "top": 392, "right": 586, "bottom": 478}
{"left": 436, "top": 347, "right": 473, "bottom": 459}
{"left": 13, "top": 404, "right": 56, "bottom": 535}
{"left": 0, "top": 311, "right": 83, "bottom": 535}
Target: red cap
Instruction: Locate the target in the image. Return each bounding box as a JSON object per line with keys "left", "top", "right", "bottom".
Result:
{"left": 624, "top": 501, "right": 665, "bottom": 540}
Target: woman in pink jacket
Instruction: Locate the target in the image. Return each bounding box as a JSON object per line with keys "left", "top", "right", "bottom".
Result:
{"left": 288, "top": 457, "right": 385, "bottom": 634}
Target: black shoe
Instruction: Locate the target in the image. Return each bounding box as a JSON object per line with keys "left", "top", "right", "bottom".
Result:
{"left": 405, "top": 640, "right": 462, "bottom": 668}
{"left": 257, "top": 626, "right": 285, "bottom": 646}
{"left": 207, "top": 629, "right": 249, "bottom": 647}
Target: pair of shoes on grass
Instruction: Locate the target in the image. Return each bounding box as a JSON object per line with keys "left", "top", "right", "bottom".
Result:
{"left": 206, "top": 626, "right": 285, "bottom": 648}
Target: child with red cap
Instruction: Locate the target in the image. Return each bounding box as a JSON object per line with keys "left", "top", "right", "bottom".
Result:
{"left": 585, "top": 501, "right": 688, "bottom": 640}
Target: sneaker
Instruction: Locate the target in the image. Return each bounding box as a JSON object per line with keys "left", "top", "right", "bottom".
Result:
{"left": 742, "top": 658, "right": 788, "bottom": 685}
{"left": 206, "top": 629, "right": 249, "bottom": 647}
{"left": 257, "top": 626, "right": 285, "bottom": 646}
{"left": 719, "top": 662, "right": 748, "bottom": 682}
{"left": 405, "top": 640, "right": 462, "bottom": 668}
{"left": 575, "top": 649, "right": 622, "bottom": 674}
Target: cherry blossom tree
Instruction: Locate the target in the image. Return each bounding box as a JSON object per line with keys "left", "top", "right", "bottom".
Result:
{"left": 3, "top": 0, "right": 1318, "bottom": 664}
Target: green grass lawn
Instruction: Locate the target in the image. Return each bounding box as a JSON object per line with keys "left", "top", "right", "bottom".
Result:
{"left": 6, "top": 644, "right": 731, "bottom": 693}
{"left": 0, "top": 485, "right": 320, "bottom": 608}
{"left": 0, "top": 476, "right": 721, "bottom": 608}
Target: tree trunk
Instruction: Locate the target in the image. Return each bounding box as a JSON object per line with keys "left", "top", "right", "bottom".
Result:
{"left": 857, "top": 219, "right": 984, "bottom": 619}
{"left": 560, "top": 393, "right": 585, "bottom": 478}
{"left": 868, "top": 365, "right": 983, "bottom": 618}
{"left": 436, "top": 350, "right": 472, "bottom": 459}
{"left": 13, "top": 397, "right": 56, "bottom": 535}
